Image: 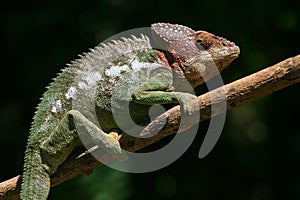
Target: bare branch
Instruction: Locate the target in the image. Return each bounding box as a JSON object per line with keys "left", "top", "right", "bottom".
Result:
{"left": 1, "top": 54, "right": 299, "bottom": 200}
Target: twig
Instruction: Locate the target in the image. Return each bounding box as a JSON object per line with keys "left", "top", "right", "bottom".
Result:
{"left": 1, "top": 54, "right": 299, "bottom": 200}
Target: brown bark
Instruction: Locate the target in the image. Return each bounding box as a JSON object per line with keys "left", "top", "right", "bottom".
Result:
{"left": 1, "top": 54, "right": 299, "bottom": 200}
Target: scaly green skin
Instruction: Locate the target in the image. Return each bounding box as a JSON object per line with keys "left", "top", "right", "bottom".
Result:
{"left": 20, "top": 23, "right": 240, "bottom": 199}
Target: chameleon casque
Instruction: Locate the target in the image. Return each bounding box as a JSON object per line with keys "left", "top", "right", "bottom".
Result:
{"left": 20, "top": 23, "right": 240, "bottom": 199}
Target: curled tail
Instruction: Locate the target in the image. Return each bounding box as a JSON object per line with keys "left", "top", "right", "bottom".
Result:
{"left": 20, "top": 146, "right": 51, "bottom": 200}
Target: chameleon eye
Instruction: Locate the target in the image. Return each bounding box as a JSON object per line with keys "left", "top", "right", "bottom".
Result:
{"left": 196, "top": 39, "right": 212, "bottom": 50}
{"left": 195, "top": 40, "right": 205, "bottom": 50}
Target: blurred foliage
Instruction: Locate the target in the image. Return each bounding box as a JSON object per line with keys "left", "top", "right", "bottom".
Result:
{"left": 0, "top": 0, "right": 299, "bottom": 199}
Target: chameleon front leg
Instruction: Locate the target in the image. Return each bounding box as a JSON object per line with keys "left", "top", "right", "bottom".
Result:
{"left": 131, "top": 70, "right": 198, "bottom": 115}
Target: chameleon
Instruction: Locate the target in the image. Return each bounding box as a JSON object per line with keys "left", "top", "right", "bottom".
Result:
{"left": 20, "top": 23, "right": 240, "bottom": 199}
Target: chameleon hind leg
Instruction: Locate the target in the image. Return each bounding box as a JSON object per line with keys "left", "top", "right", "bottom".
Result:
{"left": 67, "top": 110, "right": 126, "bottom": 160}
{"left": 40, "top": 110, "right": 126, "bottom": 175}
{"left": 21, "top": 110, "right": 125, "bottom": 200}
{"left": 21, "top": 111, "right": 80, "bottom": 200}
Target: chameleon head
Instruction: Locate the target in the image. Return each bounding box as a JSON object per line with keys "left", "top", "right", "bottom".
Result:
{"left": 191, "top": 30, "right": 240, "bottom": 71}
{"left": 151, "top": 23, "right": 240, "bottom": 87}
{"left": 151, "top": 23, "right": 239, "bottom": 70}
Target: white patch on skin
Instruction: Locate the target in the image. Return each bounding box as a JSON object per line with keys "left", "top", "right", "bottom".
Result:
{"left": 131, "top": 59, "right": 149, "bottom": 72}
{"left": 78, "top": 81, "right": 87, "bottom": 90}
{"left": 51, "top": 100, "right": 62, "bottom": 113}
{"left": 86, "top": 72, "right": 102, "bottom": 86}
{"left": 38, "top": 115, "right": 51, "bottom": 133}
{"left": 105, "top": 65, "right": 129, "bottom": 77}
{"left": 131, "top": 59, "right": 162, "bottom": 74}
{"left": 65, "top": 86, "right": 77, "bottom": 99}
{"left": 77, "top": 66, "right": 102, "bottom": 90}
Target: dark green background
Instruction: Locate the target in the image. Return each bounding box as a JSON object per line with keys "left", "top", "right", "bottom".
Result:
{"left": 1, "top": 0, "right": 299, "bottom": 199}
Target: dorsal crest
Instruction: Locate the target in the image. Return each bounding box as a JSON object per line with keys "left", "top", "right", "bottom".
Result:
{"left": 151, "top": 23, "right": 195, "bottom": 43}
{"left": 72, "top": 34, "right": 151, "bottom": 68}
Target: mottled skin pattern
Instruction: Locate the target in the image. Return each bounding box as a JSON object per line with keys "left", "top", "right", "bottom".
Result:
{"left": 20, "top": 23, "right": 239, "bottom": 199}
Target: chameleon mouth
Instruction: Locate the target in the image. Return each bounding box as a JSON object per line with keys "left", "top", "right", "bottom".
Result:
{"left": 208, "top": 44, "right": 240, "bottom": 59}
{"left": 228, "top": 45, "right": 240, "bottom": 57}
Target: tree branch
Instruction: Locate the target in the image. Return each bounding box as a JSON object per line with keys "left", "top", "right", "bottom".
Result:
{"left": 1, "top": 54, "right": 299, "bottom": 200}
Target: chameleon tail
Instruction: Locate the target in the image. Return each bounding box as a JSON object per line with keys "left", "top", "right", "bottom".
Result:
{"left": 20, "top": 147, "right": 50, "bottom": 200}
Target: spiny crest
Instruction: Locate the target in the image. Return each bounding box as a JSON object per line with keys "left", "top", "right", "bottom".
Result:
{"left": 151, "top": 23, "right": 195, "bottom": 43}
{"left": 71, "top": 34, "right": 151, "bottom": 68}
